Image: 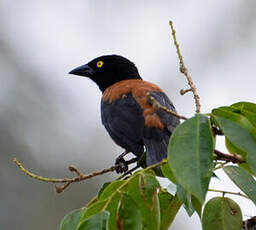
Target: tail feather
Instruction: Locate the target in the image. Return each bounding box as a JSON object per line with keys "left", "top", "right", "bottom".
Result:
{"left": 144, "top": 133, "right": 170, "bottom": 166}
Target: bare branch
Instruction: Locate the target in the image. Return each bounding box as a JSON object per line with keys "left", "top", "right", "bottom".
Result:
{"left": 147, "top": 93, "right": 188, "bottom": 120}
{"left": 169, "top": 21, "right": 201, "bottom": 113}
{"left": 13, "top": 158, "right": 118, "bottom": 193}
{"left": 13, "top": 156, "right": 168, "bottom": 193}
{"left": 214, "top": 149, "right": 245, "bottom": 164}
{"left": 180, "top": 88, "right": 192, "bottom": 95}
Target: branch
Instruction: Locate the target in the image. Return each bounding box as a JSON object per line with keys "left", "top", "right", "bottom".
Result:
{"left": 147, "top": 93, "right": 188, "bottom": 120}
{"left": 169, "top": 21, "right": 201, "bottom": 113}
{"left": 180, "top": 88, "right": 192, "bottom": 95}
{"left": 208, "top": 188, "right": 249, "bottom": 199}
{"left": 13, "top": 158, "right": 118, "bottom": 193}
{"left": 214, "top": 149, "right": 245, "bottom": 164}
{"left": 13, "top": 155, "right": 167, "bottom": 193}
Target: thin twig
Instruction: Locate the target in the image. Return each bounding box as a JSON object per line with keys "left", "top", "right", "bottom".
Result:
{"left": 169, "top": 21, "right": 201, "bottom": 113}
{"left": 13, "top": 156, "right": 166, "bottom": 193}
{"left": 180, "top": 88, "right": 192, "bottom": 95}
{"left": 208, "top": 188, "right": 249, "bottom": 199}
{"left": 13, "top": 158, "right": 118, "bottom": 193}
{"left": 147, "top": 93, "right": 188, "bottom": 120}
{"left": 214, "top": 149, "right": 245, "bottom": 164}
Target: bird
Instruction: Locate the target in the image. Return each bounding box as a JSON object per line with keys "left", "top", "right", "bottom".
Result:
{"left": 69, "top": 55, "right": 180, "bottom": 173}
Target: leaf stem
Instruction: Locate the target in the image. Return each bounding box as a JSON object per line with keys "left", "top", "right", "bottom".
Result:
{"left": 208, "top": 188, "right": 249, "bottom": 199}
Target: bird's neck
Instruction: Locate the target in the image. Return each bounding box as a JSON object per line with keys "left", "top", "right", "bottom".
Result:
{"left": 98, "top": 75, "right": 142, "bottom": 92}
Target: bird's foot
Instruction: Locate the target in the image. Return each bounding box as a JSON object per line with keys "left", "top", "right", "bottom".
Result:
{"left": 115, "top": 155, "right": 140, "bottom": 174}
{"left": 115, "top": 157, "right": 129, "bottom": 174}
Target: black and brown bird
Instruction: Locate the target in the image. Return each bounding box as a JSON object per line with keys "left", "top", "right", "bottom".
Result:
{"left": 69, "top": 55, "right": 180, "bottom": 173}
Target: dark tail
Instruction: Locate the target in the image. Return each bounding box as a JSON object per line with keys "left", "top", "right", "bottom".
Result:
{"left": 143, "top": 131, "right": 170, "bottom": 166}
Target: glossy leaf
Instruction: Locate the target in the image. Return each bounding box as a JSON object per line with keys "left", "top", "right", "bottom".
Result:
{"left": 202, "top": 197, "right": 242, "bottom": 230}
{"left": 82, "top": 200, "right": 108, "bottom": 220}
{"left": 176, "top": 184, "right": 194, "bottom": 217}
{"left": 191, "top": 195, "right": 202, "bottom": 217}
{"left": 85, "top": 193, "right": 122, "bottom": 230}
{"left": 224, "top": 166, "right": 256, "bottom": 206}
{"left": 158, "top": 191, "right": 181, "bottom": 230}
{"left": 127, "top": 172, "right": 160, "bottom": 230}
{"left": 82, "top": 170, "right": 159, "bottom": 230}
{"left": 161, "top": 161, "right": 176, "bottom": 183}
{"left": 231, "top": 101, "right": 256, "bottom": 113}
{"left": 99, "top": 180, "right": 126, "bottom": 200}
{"left": 97, "top": 182, "right": 111, "bottom": 199}
{"left": 231, "top": 102, "right": 256, "bottom": 128}
{"left": 212, "top": 107, "right": 256, "bottom": 173}
{"left": 168, "top": 114, "right": 214, "bottom": 204}
{"left": 103, "top": 193, "right": 121, "bottom": 230}
{"left": 116, "top": 193, "right": 142, "bottom": 230}
{"left": 225, "top": 137, "right": 254, "bottom": 174}
{"left": 59, "top": 208, "right": 86, "bottom": 230}
{"left": 77, "top": 211, "right": 109, "bottom": 230}
{"left": 225, "top": 137, "right": 246, "bottom": 157}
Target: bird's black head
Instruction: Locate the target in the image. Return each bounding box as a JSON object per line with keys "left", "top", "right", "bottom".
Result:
{"left": 69, "top": 55, "right": 142, "bottom": 92}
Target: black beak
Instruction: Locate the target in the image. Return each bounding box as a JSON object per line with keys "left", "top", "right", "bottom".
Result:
{"left": 69, "top": 64, "right": 95, "bottom": 78}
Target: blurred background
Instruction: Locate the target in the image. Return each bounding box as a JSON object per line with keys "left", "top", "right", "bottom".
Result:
{"left": 1, "top": 0, "right": 256, "bottom": 229}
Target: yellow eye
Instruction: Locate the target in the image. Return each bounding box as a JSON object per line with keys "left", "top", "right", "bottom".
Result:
{"left": 97, "top": 61, "right": 103, "bottom": 68}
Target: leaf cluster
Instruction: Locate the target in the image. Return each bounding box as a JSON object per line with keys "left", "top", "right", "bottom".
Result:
{"left": 60, "top": 102, "right": 256, "bottom": 230}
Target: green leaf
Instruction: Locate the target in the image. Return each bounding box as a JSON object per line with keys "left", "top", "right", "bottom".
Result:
{"left": 97, "top": 182, "right": 111, "bottom": 199}
{"left": 77, "top": 211, "right": 109, "bottom": 230}
{"left": 176, "top": 184, "right": 202, "bottom": 217}
{"left": 202, "top": 197, "right": 242, "bottom": 230}
{"left": 176, "top": 184, "right": 194, "bottom": 217}
{"left": 231, "top": 101, "right": 256, "bottom": 113}
{"left": 92, "top": 192, "right": 142, "bottom": 230}
{"left": 225, "top": 137, "right": 246, "bottom": 156}
{"left": 168, "top": 114, "right": 214, "bottom": 204}
{"left": 82, "top": 200, "right": 108, "bottom": 220}
{"left": 225, "top": 138, "right": 254, "bottom": 174}
{"left": 191, "top": 195, "right": 202, "bottom": 217}
{"left": 224, "top": 166, "right": 256, "bottom": 206}
{"left": 99, "top": 180, "right": 126, "bottom": 200}
{"left": 158, "top": 191, "right": 181, "bottom": 230}
{"left": 127, "top": 172, "right": 161, "bottom": 230}
{"left": 103, "top": 193, "right": 121, "bottom": 230}
{"left": 59, "top": 208, "right": 87, "bottom": 230}
{"left": 116, "top": 193, "right": 143, "bottom": 230}
{"left": 212, "top": 107, "right": 256, "bottom": 173}
{"left": 231, "top": 102, "right": 256, "bottom": 128}
{"left": 82, "top": 171, "right": 156, "bottom": 230}
{"left": 161, "top": 161, "right": 176, "bottom": 183}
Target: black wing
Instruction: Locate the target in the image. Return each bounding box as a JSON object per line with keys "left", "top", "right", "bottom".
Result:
{"left": 144, "top": 91, "right": 180, "bottom": 166}
{"left": 148, "top": 91, "right": 180, "bottom": 132}
{"left": 101, "top": 93, "right": 145, "bottom": 156}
